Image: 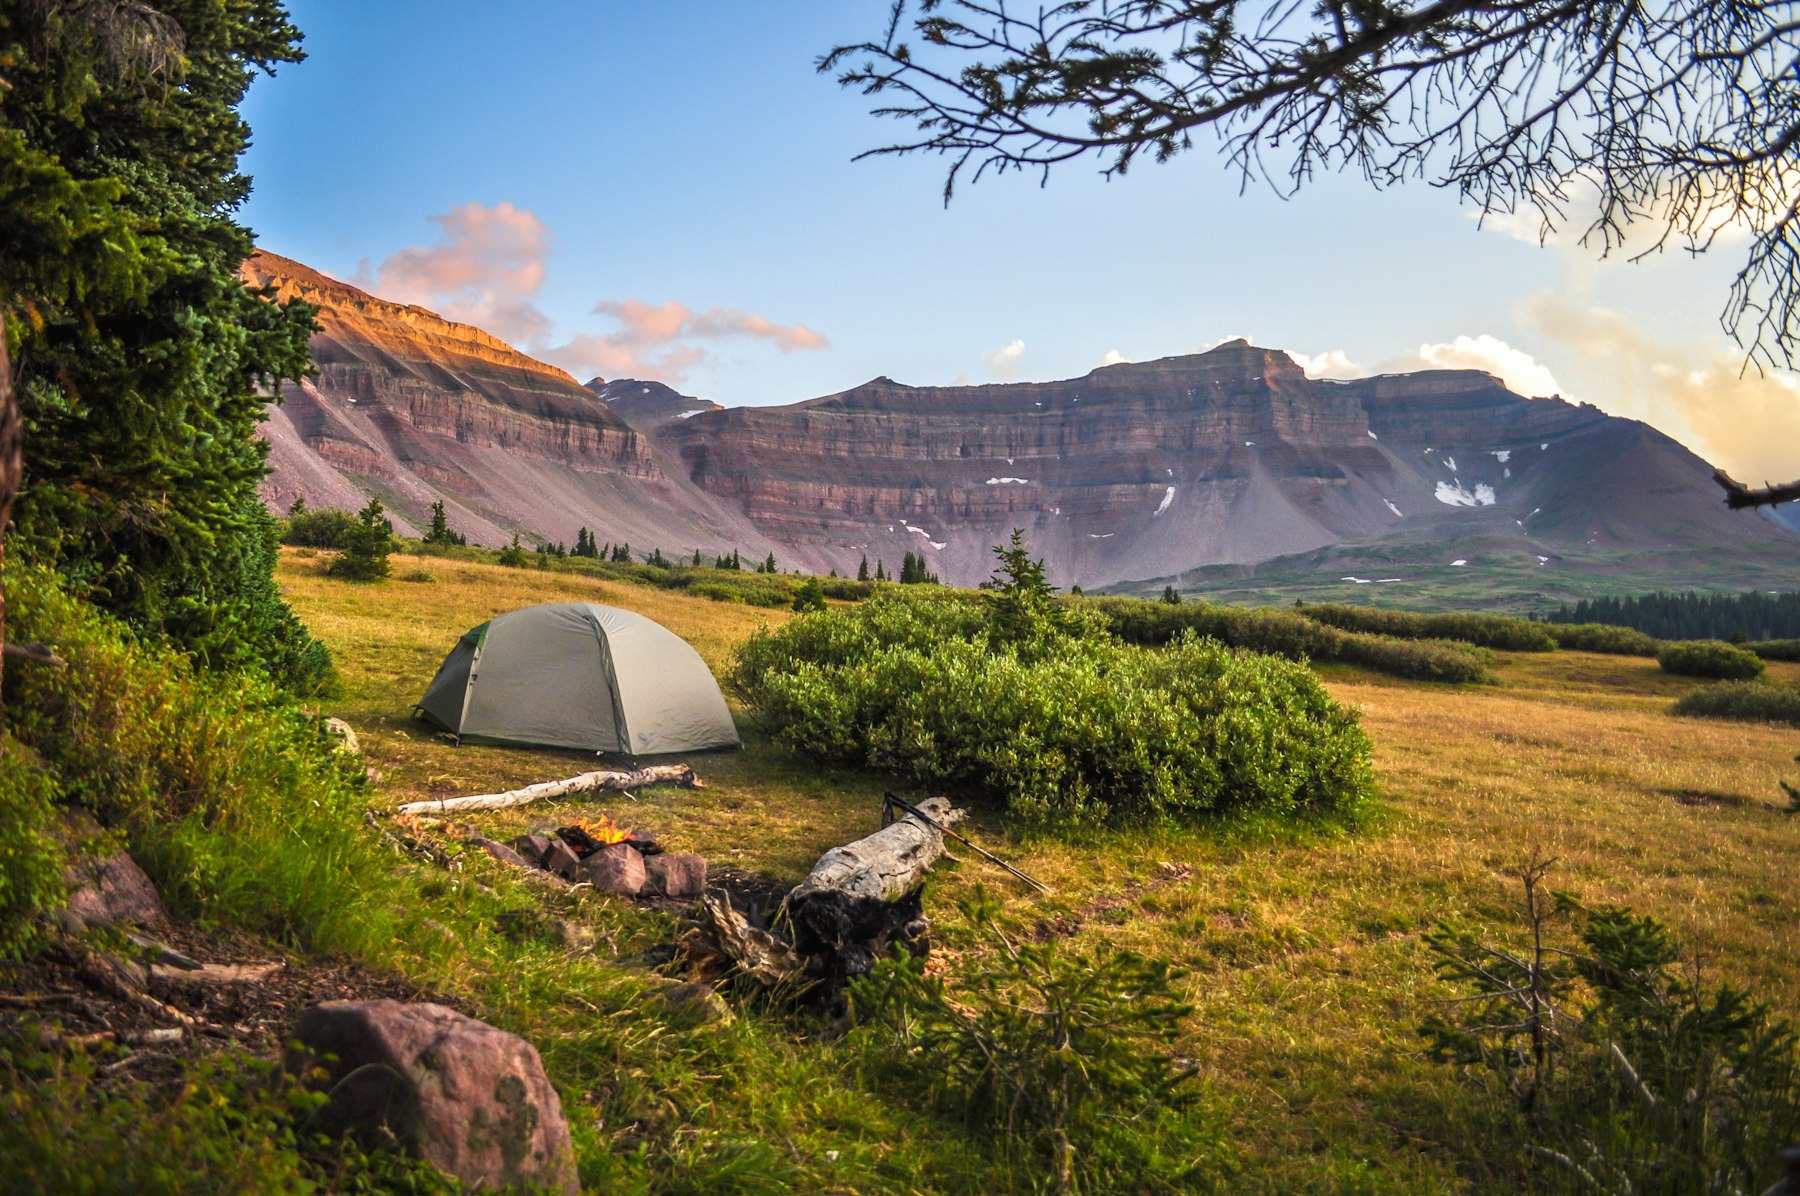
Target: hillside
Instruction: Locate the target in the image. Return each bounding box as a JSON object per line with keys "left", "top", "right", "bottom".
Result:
{"left": 254, "top": 255, "right": 1799, "bottom": 595}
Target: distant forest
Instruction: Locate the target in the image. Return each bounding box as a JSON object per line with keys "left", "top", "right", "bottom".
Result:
{"left": 1548, "top": 592, "right": 1800, "bottom": 641}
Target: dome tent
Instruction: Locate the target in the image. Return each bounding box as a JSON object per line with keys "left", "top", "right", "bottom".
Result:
{"left": 415, "top": 602, "right": 739, "bottom": 754}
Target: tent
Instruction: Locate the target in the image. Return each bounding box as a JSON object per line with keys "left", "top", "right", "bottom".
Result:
{"left": 415, "top": 602, "right": 739, "bottom": 754}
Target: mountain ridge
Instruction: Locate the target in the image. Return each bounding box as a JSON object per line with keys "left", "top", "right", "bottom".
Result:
{"left": 248, "top": 252, "right": 1797, "bottom": 595}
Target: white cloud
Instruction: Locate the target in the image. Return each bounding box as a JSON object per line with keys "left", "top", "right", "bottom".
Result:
{"left": 1290, "top": 349, "right": 1366, "bottom": 380}
{"left": 357, "top": 200, "right": 554, "bottom": 345}
{"left": 984, "top": 338, "right": 1026, "bottom": 381}
{"left": 354, "top": 201, "right": 826, "bottom": 386}
{"left": 1521, "top": 294, "right": 1800, "bottom": 483}
{"left": 1100, "top": 348, "right": 1129, "bottom": 367}
{"left": 1390, "top": 334, "right": 1567, "bottom": 399}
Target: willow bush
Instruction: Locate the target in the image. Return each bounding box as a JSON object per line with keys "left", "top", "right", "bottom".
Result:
{"left": 733, "top": 589, "right": 1374, "bottom": 829}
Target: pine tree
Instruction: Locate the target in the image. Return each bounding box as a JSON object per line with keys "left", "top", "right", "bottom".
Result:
{"left": 287, "top": 495, "right": 307, "bottom": 518}
{"left": 328, "top": 497, "right": 393, "bottom": 582}
{"left": 1161, "top": 585, "right": 1182, "bottom": 605}
{"left": 423, "top": 500, "right": 466, "bottom": 547}
{"left": 0, "top": 0, "right": 321, "bottom": 690}
{"left": 692, "top": 548, "right": 704, "bottom": 567}
{"left": 498, "top": 534, "right": 529, "bottom": 568}
{"left": 875, "top": 559, "right": 888, "bottom": 582}
{"left": 762, "top": 552, "right": 778, "bottom": 574}
{"left": 857, "top": 555, "right": 870, "bottom": 582}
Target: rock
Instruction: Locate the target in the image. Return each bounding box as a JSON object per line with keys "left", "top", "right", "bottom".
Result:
{"left": 468, "top": 837, "right": 529, "bottom": 870}
{"left": 644, "top": 854, "right": 707, "bottom": 900}
{"left": 61, "top": 845, "right": 166, "bottom": 933}
{"left": 542, "top": 840, "right": 581, "bottom": 880}
{"left": 324, "top": 716, "right": 360, "bottom": 754}
{"left": 291, "top": 1000, "right": 578, "bottom": 1195}
{"left": 509, "top": 834, "right": 553, "bottom": 866}
{"left": 650, "top": 980, "right": 733, "bottom": 1025}
{"left": 576, "top": 843, "right": 644, "bottom": 896}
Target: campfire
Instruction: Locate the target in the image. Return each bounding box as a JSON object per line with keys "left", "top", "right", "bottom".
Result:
{"left": 556, "top": 815, "right": 658, "bottom": 858}
{"left": 490, "top": 815, "right": 697, "bottom": 900}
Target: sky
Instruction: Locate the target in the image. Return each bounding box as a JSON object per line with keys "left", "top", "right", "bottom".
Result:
{"left": 239, "top": 1, "right": 1800, "bottom": 484}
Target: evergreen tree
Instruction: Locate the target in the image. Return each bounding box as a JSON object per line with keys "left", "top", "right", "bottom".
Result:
{"left": 875, "top": 559, "right": 888, "bottom": 582}
{"left": 858, "top": 555, "right": 871, "bottom": 582}
{"left": 0, "top": 0, "right": 322, "bottom": 691}
{"left": 646, "top": 547, "right": 669, "bottom": 568}
{"left": 731, "top": 549, "right": 742, "bottom": 571}
{"left": 1162, "top": 585, "right": 1182, "bottom": 605}
{"left": 328, "top": 497, "right": 392, "bottom": 582}
{"left": 422, "top": 500, "right": 465, "bottom": 547}
{"left": 761, "top": 552, "right": 778, "bottom": 574}
{"left": 792, "top": 577, "right": 827, "bottom": 613}
{"left": 287, "top": 495, "right": 307, "bottom": 518}
{"left": 692, "top": 548, "right": 704, "bottom": 567}
{"left": 498, "top": 534, "right": 529, "bottom": 568}
{"left": 611, "top": 542, "right": 631, "bottom": 563}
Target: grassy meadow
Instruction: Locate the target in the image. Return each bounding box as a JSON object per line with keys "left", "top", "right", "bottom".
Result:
{"left": 279, "top": 547, "right": 1800, "bottom": 1192}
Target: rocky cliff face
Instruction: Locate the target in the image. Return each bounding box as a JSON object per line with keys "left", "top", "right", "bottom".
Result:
{"left": 254, "top": 256, "right": 1794, "bottom": 590}
{"left": 247, "top": 253, "right": 784, "bottom": 556}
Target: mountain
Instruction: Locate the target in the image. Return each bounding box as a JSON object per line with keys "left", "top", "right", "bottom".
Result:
{"left": 243, "top": 252, "right": 787, "bottom": 557}
{"left": 252, "top": 255, "right": 1798, "bottom": 601}
{"left": 587, "top": 378, "right": 723, "bottom": 425}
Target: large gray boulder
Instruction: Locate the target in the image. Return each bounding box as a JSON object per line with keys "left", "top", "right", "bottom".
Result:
{"left": 292, "top": 1000, "right": 578, "bottom": 1194}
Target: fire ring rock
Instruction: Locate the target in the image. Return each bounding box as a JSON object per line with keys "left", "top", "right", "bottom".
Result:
{"left": 291, "top": 1000, "right": 578, "bottom": 1195}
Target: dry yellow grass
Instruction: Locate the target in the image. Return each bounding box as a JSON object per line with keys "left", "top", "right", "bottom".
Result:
{"left": 282, "top": 549, "right": 1800, "bottom": 1190}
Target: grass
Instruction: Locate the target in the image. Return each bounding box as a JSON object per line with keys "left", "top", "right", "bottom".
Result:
{"left": 273, "top": 549, "right": 1800, "bottom": 1192}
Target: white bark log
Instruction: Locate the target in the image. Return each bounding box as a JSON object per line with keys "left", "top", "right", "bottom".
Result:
{"left": 787, "top": 796, "right": 964, "bottom": 905}
{"left": 394, "top": 764, "right": 701, "bottom": 816}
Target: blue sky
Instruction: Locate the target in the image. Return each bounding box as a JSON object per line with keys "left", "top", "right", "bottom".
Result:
{"left": 240, "top": 1, "right": 1799, "bottom": 482}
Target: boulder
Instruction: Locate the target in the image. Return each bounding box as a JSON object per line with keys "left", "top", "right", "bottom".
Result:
{"left": 292, "top": 1000, "right": 578, "bottom": 1195}
{"left": 469, "top": 837, "right": 529, "bottom": 870}
{"left": 542, "top": 840, "right": 581, "bottom": 880}
{"left": 645, "top": 854, "right": 707, "bottom": 900}
{"left": 576, "top": 843, "right": 644, "bottom": 896}
{"left": 61, "top": 846, "right": 166, "bottom": 933}
{"left": 508, "top": 834, "right": 554, "bottom": 866}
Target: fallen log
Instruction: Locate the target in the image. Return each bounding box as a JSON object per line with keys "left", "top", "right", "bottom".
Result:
{"left": 780, "top": 796, "right": 963, "bottom": 987}
{"left": 394, "top": 764, "right": 702, "bottom": 816}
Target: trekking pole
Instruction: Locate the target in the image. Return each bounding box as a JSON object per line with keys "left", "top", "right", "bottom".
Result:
{"left": 882, "top": 792, "right": 1051, "bottom": 893}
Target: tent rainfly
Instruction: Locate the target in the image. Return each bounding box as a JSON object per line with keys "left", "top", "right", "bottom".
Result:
{"left": 415, "top": 602, "right": 740, "bottom": 754}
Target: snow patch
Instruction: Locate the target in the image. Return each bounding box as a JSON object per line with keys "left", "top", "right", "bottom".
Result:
{"left": 986, "top": 477, "right": 1031, "bottom": 485}
{"left": 1435, "top": 480, "right": 1497, "bottom": 507}
{"left": 1384, "top": 499, "right": 1404, "bottom": 518}
{"left": 1006, "top": 457, "right": 1014, "bottom": 465}
{"left": 675, "top": 409, "right": 704, "bottom": 419}
{"left": 1087, "top": 532, "right": 1115, "bottom": 539}
{"left": 1492, "top": 449, "right": 1512, "bottom": 463}
{"left": 1244, "top": 440, "right": 1255, "bottom": 447}
{"left": 1153, "top": 486, "right": 1176, "bottom": 516}
{"left": 1504, "top": 467, "right": 1512, "bottom": 478}
{"left": 1443, "top": 455, "right": 1459, "bottom": 472}
{"left": 1540, "top": 442, "right": 1548, "bottom": 451}
{"left": 1342, "top": 576, "right": 1374, "bottom": 584}
{"left": 929, "top": 540, "right": 946, "bottom": 551}
{"left": 1451, "top": 559, "right": 1469, "bottom": 567}
{"left": 1537, "top": 555, "right": 1550, "bottom": 565}
{"left": 1368, "top": 430, "right": 1379, "bottom": 440}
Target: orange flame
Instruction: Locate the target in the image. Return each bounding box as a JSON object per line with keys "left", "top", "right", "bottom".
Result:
{"left": 575, "top": 813, "right": 632, "bottom": 844}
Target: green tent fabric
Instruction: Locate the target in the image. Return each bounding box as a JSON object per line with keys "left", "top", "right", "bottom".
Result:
{"left": 415, "top": 602, "right": 739, "bottom": 754}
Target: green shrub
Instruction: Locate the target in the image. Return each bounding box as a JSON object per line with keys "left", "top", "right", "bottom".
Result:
{"left": 0, "top": 1048, "right": 457, "bottom": 1194}
{"left": 1656, "top": 639, "right": 1766, "bottom": 680}
{"left": 1672, "top": 681, "right": 1800, "bottom": 726}
{"left": 1087, "top": 595, "right": 1491, "bottom": 683}
{"left": 1545, "top": 622, "right": 1662, "bottom": 656}
{"left": 847, "top": 891, "right": 1211, "bottom": 1189}
{"left": 1749, "top": 638, "right": 1800, "bottom": 662}
{"left": 1422, "top": 863, "right": 1800, "bottom": 1194}
{"left": 280, "top": 508, "right": 360, "bottom": 549}
{"left": 734, "top": 591, "right": 1374, "bottom": 828}
{"left": 5, "top": 566, "right": 394, "bottom": 954}
{"left": 0, "top": 737, "right": 66, "bottom": 959}
{"left": 1298, "top": 603, "right": 1557, "bottom": 651}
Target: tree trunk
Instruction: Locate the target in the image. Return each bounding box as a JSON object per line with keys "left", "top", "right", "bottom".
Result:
{"left": 0, "top": 310, "right": 17, "bottom": 720}
{"left": 780, "top": 796, "right": 964, "bottom": 985}
{"left": 393, "top": 764, "right": 702, "bottom": 816}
